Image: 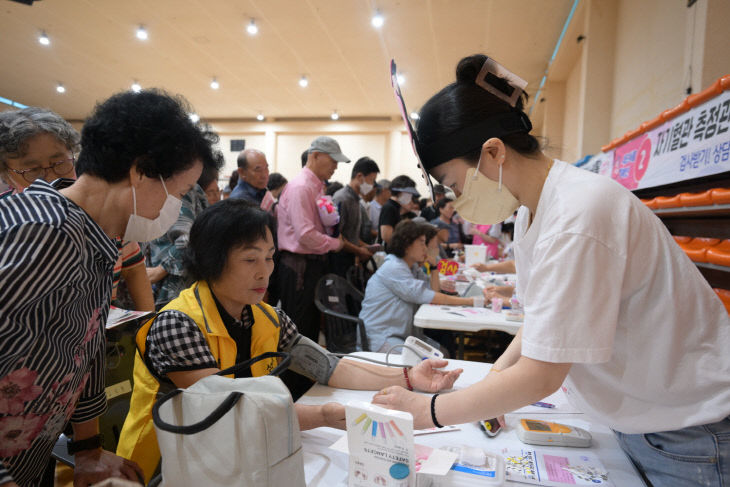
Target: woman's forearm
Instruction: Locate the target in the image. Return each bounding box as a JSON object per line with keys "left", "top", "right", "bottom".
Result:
{"left": 328, "top": 358, "right": 408, "bottom": 390}
{"left": 430, "top": 293, "right": 475, "bottom": 306}
{"left": 491, "top": 327, "right": 523, "bottom": 372}
{"left": 434, "top": 355, "right": 570, "bottom": 426}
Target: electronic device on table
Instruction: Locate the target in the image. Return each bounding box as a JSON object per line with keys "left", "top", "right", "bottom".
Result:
{"left": 478, "top": 418, "right": 503, "bottom": 438}
{"left": 516, "top": 419, "right": 592, "bottom": 447}
{"left": 401, "top": 336, "right": 443, "bottom": 366}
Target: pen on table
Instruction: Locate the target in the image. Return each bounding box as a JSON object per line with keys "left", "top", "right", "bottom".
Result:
{"left": 531, "top": 401, "right": 555, "bottom": 408}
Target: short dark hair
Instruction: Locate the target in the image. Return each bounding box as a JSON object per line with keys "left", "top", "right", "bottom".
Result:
{"left": 388, "top": 220, "right": 431, "bottom": 258}
{"left": 417, "top": 54, "right": 539, "bottom": 167}
{"left": 197, "top": 163, "right": 220, "bottom": 190}
{"left": 390, "top": 175, "right": 416, "bottom": 194}
{"left": 434, "top": 196, "right": 454, "bottom": 212}
{"left": 325, "top": 181, "right": 343, "bottom": 196}
{"left": 301, "top": 149, "right": 309, "bottom": 167}
{"left": 351, "top": 156, "right": 380, "bottom": 180}
{"left": 76, "top": 89, "right": 221, "bottom": 182}
{"left": 185, "top": 199, "right": 274, "bottom": 282}
{"left": 228, "top": 169, "right": 239, "bottom": 190}
{"left": 267, "top": 172, "right": 288, "bottom": 191}
{"left": 433, "top": 184, "right": 446, "bottom": 195}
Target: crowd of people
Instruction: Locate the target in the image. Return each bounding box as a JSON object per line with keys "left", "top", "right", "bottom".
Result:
{"left": 0, "top": 88, "right": 492, "bottom": 486}
{"left": 2, "top": 51, "right": 728, "bottom": 487}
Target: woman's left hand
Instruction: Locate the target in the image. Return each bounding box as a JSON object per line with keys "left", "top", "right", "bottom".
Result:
{"left": 372, "top": 387, "right": 433, "bottom": 429}
{"left": 408, "top": 359, "right": 463, "bottom": 392}
{"left": 74, "top": 449, "right": 144, "bottom": 486}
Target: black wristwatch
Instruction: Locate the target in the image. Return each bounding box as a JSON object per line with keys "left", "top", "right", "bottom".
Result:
{"left": 67, "top": 434, "right": 103, "bottom": 455}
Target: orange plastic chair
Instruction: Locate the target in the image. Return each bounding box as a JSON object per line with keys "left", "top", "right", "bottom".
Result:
{"left": 654, "top": 195, "right": 682, "bottom": 209}
{"left": 711, "top": 188, "right": 730, "bottom": 205}
{"left": 673, "top": 235, "right": 692, "bottom": 245}
{"left": 706, "top": 240, "right": 730, "bottom": 267}
{"left": 679, "top": 190, "right": 713, "bottom": 207}
{"left": 680, "top": 238, "right": 720, "bottom": 263}
{"left": 713, "top": 288, "right": 730, "bottom": 315}
{"left": 640, "top": 198, "right": 658, "bottom": 209}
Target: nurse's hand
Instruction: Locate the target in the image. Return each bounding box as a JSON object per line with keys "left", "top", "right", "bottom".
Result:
{"left": 408, "top": 359, "right": 463, "bottom": 392}
{"left": 372, "top": 387, "right": 434, "bottom": 429}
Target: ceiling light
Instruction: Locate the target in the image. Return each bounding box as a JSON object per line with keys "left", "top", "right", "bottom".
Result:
{"left": 210, "top": 78, "right": 220, "bottom": 90}
{"left": 246, "top": 19, "right": 258, "bottom": 36}
{"left": 371, "top": 11, "right": 384, "bottom": 28}
{"left": 38, "top": 31, "right": 50, "bottom": 46}
{"left": 136, "top": 25, "right": 148, "bottom": 40}
{"left": 56, "top": 83, "right": 65, "bottom": 94}
{"left": 331, "top": 110, "right": 339, "bottom": 120}
{"left": 410, "top": 112, "right": 419, "bottom": 120}
{"left": 256, "top": 113, "right": 265, "bottom": 121}
{"left": 131, "top": 81, "right": 142, "bottom": 93}
{"left": 397, "top": 74, "right": 405, "bottom": 85}
{"left": 189, "top": 113, "right": 200, "bottom": 123}
{"left": 299, "top": 75, "right": 308, "bottom": 88}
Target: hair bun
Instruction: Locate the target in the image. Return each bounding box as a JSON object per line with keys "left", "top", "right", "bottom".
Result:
{"left": 455, "top": 54, "right": 488, "bottom": 83}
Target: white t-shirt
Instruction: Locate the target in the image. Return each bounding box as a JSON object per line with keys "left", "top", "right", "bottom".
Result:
{"left": 513, "top": 160, "right": 730, "bottom": 434}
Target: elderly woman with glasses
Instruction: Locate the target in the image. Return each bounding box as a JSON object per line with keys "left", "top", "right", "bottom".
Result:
{"left": 0, "top": 107, "right": 155, "bottom": 313}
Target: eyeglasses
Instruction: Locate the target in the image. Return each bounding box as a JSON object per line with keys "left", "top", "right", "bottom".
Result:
{"left": 8, "top": 157, "right": 75, "bottom": 183}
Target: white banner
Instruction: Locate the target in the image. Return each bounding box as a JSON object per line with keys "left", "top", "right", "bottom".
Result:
{"left": 598, "top": 90, "right": 730, "bottom": 190}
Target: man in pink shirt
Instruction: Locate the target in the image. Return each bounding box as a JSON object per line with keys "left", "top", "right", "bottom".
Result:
{"left": 277, "top": 136, "right": 348, "bottom": 341}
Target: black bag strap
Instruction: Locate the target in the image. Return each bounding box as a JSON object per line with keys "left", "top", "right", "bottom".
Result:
{"left": 152, "top": 389, "right": 243, "bottom": 435}
{"left": 152, "top": 352, "right": 290, "bottom": 435}
{"left": 217, "top": 351, "right": 291, "bottom": 377}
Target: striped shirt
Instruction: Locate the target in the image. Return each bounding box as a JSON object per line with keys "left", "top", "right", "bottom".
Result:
{"left": 0, "top": 180, "right": 115, "bottom": 486}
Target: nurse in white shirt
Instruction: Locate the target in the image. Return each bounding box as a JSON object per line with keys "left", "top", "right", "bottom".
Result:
{"left": 373, "top": 54, "right": 730, "bottom": 487}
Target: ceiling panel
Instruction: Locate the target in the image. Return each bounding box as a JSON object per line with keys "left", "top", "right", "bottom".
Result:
{"left": 0, "top": 0, "right": 574, "bottom": 121}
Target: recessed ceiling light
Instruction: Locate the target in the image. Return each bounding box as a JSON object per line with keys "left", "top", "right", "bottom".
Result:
{"left": 56, "top": 83, "right": 65, "bottom": 94}
{"left": 410, "top": 112, "right": 419, "bottom": 120}
{"left": 371, "top": 11, "right": 384, "bottom": 28}
{"left": 246, "top": 19, "right": 258, "bottom": 36}
{"left": 397, "top": 74, "right": 405, "bottom": 85}
{"left": 131, "top": 81, "right": 142, "bottom": 93}
{"left": 210, "top": 78, "right": 220, "bottom": 90}
{"left": 256, "top": 113, "right": 265, "bottom": 121}
{"left": 136, "top": 25, "right": 148, "bottom": 40}
{"left": 38, "top": 31, "right": 50, "bottom": 46}
{"left": 189, "top": 113, "right": 200, "bottom": 123}
{"left": 331, "top": 110, "right": 339, "bottom": 120}
{"left": 299, "top": 75, "right": 309, "bottom": 88}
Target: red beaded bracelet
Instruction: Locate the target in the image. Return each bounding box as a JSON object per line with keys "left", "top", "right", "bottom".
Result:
{"left": 403, "top": 367, "right": 413, "bottom": 391}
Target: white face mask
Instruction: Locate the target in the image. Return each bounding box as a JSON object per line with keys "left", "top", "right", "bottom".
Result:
{"left": 452, "top": 157, "right": 520, "bottom": 225}
{"left": 359, "top": 181, "right": 374, "bottom": 196}
{"left": 123, "top": 176, "right": 182, "bottom": 242}
{"left": 397, "top": 192, "right": 412, "bottom": 207}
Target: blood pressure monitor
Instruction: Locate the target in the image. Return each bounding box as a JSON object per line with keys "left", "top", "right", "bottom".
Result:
{"left": 401, "top": 336, "right": 443, "bottom": 366}
{"left": 516, "top": 419, "right": 592, "bottom": 447}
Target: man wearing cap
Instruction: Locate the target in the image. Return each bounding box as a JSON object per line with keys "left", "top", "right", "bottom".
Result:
{"left": 277, "top": 136, "right": 348, "bottom": 341}
{"left": 420, "top": 184, "right": 446, "bottom": 221}
{"left": 378, "top": 175, "right": 420, "bottom": 247}
{"left": 230, "top": 148, "right": 276, "bottom": 211}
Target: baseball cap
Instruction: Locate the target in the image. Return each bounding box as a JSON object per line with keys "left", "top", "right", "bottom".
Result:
{"left": 391, "top": 186, "right": 420, "bottom": 197}
{"left": 308, "top": 136, "right": 350, "bottom": 163}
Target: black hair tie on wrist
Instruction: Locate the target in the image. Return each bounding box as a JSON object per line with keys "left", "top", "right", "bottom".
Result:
{"left": 431, "top": 393, "right": 444, "bottom": 428}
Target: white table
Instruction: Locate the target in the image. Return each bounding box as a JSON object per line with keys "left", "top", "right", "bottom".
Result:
{"left": 414, "top": 304, "right": 522, "bottom": 359}
{"left": 297, "top": 353, "right": 645, "bottom": 486}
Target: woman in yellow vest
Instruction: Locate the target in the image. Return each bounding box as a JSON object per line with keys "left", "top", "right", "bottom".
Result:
{"left": 117, "top": 199, "right": 464, "bottom": 482}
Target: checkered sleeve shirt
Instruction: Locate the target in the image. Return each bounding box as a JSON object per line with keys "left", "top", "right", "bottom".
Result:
{"left": 145, "top": 306, "right": 299, "bottom": 377}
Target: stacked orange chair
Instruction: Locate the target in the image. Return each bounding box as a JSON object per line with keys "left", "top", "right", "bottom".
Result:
{"left": 706, "top": 240, "right": 730, "bottom": 267}
{"left": 679, "top": 190, "right": 713, "bottom": 207}
{"left": 675, "top": 237, "right": 720, "bottom": 263}
{"left": 713, "top": 288, "right": 730, "bottom": 315}
{"left": 711, "top": 188, "right": 730, "bottom": 205}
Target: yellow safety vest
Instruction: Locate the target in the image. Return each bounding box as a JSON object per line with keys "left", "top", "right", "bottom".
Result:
{"left": 116, "top": 280, "right": 281, "bottom": 482}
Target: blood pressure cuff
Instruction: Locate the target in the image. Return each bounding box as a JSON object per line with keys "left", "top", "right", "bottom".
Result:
{"left": 282, "top": 334, "right": 340, "bottom": 384}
